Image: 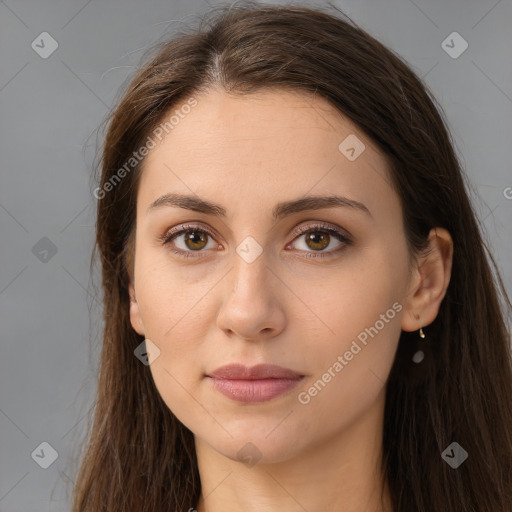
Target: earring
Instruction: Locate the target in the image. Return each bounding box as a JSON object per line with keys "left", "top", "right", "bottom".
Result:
{"left": 412, "top": 326, "right": 426, "bottom": 364}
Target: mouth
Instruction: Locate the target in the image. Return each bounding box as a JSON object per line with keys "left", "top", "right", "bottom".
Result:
{"left": 206, "top": 363, "right": 305, "bottom": 403}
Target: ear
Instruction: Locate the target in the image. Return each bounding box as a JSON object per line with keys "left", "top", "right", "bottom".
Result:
{"left": 401, "top": 227, "right": 453, "bottom": 332}
{"left": 128, "top": 281, "right": 145, "bottom": 336}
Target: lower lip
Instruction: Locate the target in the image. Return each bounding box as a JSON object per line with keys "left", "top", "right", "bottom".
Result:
{"left": 207, "top": 376, "right": 304, "bottom": 403}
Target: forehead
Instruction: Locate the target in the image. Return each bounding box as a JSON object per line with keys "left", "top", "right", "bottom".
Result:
{"left": 138, "top": 87, "right": 395, "bottom": 219}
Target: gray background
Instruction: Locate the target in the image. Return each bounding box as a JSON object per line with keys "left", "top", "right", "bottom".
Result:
{"left": 1, "top": 0, "right": 511, "bottom": 510}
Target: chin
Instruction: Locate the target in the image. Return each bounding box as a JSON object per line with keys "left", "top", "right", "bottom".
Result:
{"left": 199, "top": 422, "right": 308, "bottom": 466}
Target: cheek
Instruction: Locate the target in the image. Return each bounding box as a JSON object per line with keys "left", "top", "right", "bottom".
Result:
{"left": 294, "top": 241, "right": 405, "bottom": 347}
{"left": 291, "top": 306, "right": 401, "bottom": 445}
{"left": 133, "top": 253, "right": 218, "bottom": 426}
{"left": 291, "top": 244, "right": 405, "bottom": 413}
{"left": 134, "top": 248, "right": 217, "bottom": 340}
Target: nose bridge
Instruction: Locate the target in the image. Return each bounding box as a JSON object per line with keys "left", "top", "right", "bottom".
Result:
{"left": 229, "top": 242, "right": 271, "bottom": 300}
{"left": 216, "top": 241, "right": 285, "bottom": 339}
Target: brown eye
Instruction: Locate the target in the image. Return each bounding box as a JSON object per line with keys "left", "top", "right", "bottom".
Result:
{"left": 183, "top": 230, "right": 209, "bottom": 250}
{"left": 289, "top": 223, "right": 352, "bottom": 258}
{"left": 304, "top": 231, "right": 330, "bottom": 251}
{"left": 162, "top": 225, "right": 218, "bottom": 258}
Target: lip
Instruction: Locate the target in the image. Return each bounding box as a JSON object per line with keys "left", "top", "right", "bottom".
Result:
{"left": 206, "top": 364, "right": 305, "bottom": 403}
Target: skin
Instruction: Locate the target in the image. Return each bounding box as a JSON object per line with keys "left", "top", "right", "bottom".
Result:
{"left": 128, "top": 87, "right": 453, "bottom": 512}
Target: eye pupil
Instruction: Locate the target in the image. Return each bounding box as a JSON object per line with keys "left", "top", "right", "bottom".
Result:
{"left": 185, "top": 231, "right": 208, "bottom": 250}
{"left": 306, "top": 231, "right": 330, "bottom": 251}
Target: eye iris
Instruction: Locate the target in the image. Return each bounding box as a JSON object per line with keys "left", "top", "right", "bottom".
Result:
{"left": 306, "top": 231, "right": 330, "bottom": 251}
{"left": 185, "top": 231, "right": 208, "bottom": 250}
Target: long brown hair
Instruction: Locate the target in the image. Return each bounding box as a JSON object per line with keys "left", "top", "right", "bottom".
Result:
{"left": 71, "top": 3, "right": 512, "bottom": 511}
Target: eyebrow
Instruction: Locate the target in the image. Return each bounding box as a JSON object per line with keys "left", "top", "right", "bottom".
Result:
{"left": 146, "top": 192, "right": 372, "bottom": 220}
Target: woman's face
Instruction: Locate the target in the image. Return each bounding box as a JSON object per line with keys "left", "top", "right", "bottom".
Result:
{"left": 129, "top": 87, "right": 416, "bottom": 464}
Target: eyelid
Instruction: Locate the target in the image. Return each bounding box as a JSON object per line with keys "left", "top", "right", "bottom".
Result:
{"left": 291, "top": 221, "right": 351, "bottom": 240}
{"left": 161, "top": 222, "right": 218, "bottom": 243}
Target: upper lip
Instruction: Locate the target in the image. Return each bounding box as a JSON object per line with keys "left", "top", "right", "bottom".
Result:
{"left": 208, "top": 363, "right": 303, "bottom": 380}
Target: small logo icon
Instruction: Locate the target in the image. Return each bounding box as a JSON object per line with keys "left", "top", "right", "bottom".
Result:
{"left": 338, "top": 134, "right": 366, "bottom": 161}
{"left": 32, "top": 237, "right": 58, "bottom": 263}
{"left": 31, "top": 441, "right": 59, "bottom": 469}
{"left": 236, "top": 236, "right": 263, "bottom": 263}
{"left": 441, "top": 32, "right": 468, "bottom": 59}
{"left": 441, "top": 441, "right": 468, "bottom": 468}
{"left": 134, "top": 339, "right": 161, "bottom": 366}
{"left": 236, "top": 442, "right": 262, "bottom": 467}
{"left": 31, "top": 32, "right": 59, "bottom": 59}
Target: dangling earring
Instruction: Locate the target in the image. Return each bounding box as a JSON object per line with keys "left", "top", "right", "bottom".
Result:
{"left": 412, "top": 326, "right": 426, "bottom": 364}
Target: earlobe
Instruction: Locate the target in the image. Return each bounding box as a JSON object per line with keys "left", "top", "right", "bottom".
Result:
{"left": 128, "top": 282, "right": 145, "bottom": 336}
{"left": 401, "top": 227, "right": 453, "bottom": 333}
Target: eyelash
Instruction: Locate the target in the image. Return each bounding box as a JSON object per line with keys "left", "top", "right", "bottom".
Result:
{"left": 159, "top": 222, "right": 352, "bottom": 260}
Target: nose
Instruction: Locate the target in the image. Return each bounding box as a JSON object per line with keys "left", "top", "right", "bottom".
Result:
{"left": 216, "top": 250, "right": 287, "bottom": 342}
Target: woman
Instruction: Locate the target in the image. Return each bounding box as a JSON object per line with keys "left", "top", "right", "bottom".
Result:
{"left": 72, "top": 3, "right": 512, "bottom": 511}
